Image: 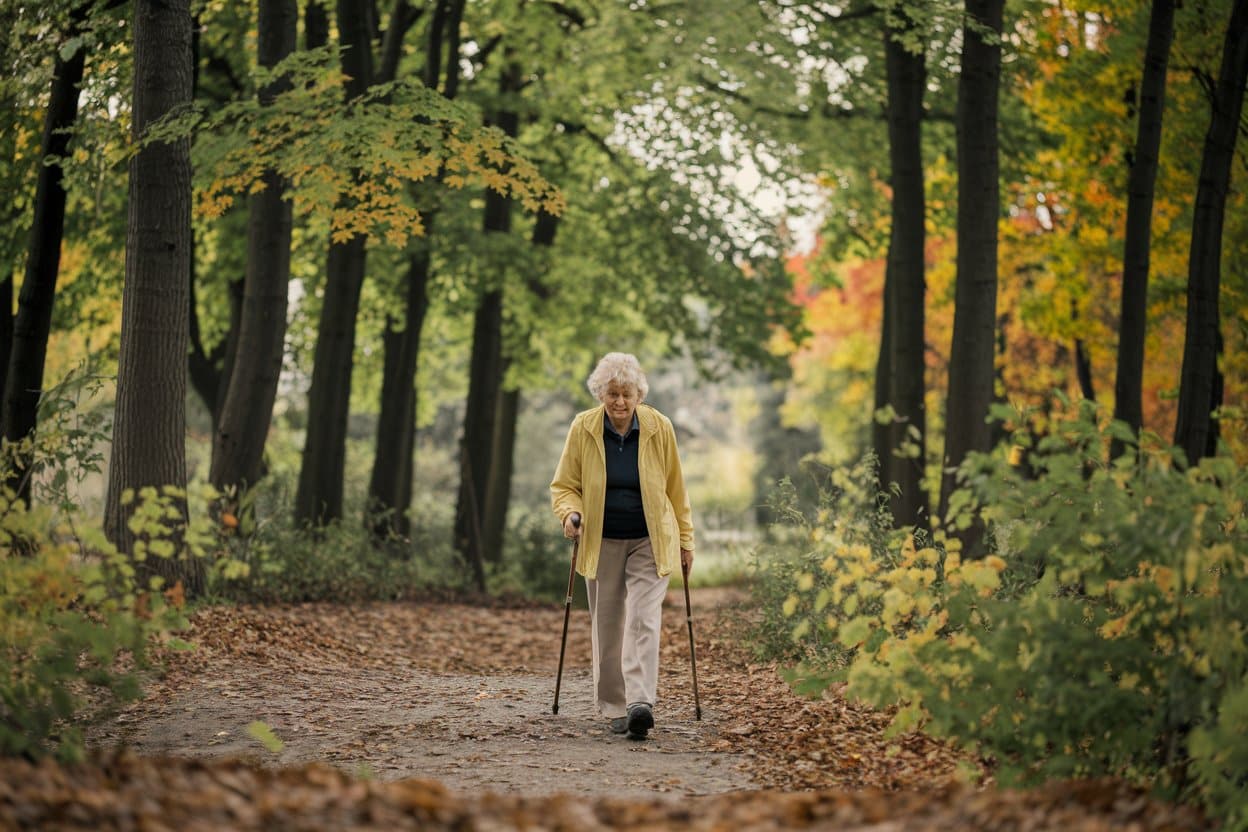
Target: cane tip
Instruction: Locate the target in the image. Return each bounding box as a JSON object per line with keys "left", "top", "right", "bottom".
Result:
{"left": 552, "top": 704, "right": 559, "bottom": 715}
{"left": 695, "top": 707, "right": 702, "bottom": 721}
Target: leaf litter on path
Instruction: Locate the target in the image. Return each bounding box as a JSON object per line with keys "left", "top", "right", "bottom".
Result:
{"left": 3, "top": 588, "right": 1210, "bottom": 830}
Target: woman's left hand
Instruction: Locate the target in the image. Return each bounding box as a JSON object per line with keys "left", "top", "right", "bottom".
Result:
{"left": 680, "top": 549, "right": 694, "bottom": 575}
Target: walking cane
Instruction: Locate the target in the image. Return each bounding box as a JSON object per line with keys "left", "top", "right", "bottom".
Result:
{"left": 682, "top": 559, "right": 702, "bottom": 721}
{"left": 552, "top": 513, "right": 580, "bottom": 715}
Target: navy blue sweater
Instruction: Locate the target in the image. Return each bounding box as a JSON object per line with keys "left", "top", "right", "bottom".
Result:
{"left": 602, "top": 414, "right": 649, "bottom": 540}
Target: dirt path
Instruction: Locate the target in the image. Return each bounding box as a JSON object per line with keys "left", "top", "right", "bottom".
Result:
{"left": 48, "top": 589, "right": 1208, "bottom": 830}
{"left": 90, "top": 590, "right": 758, "bottom": 797}
{"left": 102, "top": 665, "right": 745, "bottom": 796}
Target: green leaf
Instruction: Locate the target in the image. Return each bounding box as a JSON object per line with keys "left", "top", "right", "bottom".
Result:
{"left": 246, "top": 721, "right": 285, "bottom": 754}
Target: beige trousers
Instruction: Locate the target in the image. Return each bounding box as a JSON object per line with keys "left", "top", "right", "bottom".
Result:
{"left": 585, "top": 536, "right": 670, "bottom": 719}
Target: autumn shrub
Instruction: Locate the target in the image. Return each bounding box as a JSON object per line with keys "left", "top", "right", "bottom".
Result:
{"left": 761, "top": 407, "right": 1248, "bottom": 826}
{"left": 1, "top": 371, "right": 187, "bottom": 761}
{"left": 207, "top": 494, "right": 464, "bottom": 604}
{"left": 748, "top": 459, "right": 897, "bottom": 666}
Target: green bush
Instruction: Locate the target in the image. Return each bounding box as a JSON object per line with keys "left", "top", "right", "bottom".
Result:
{"left": 757, "top": 407, "right": 1248, "bottom": 826}
{"left": 748, "top": 461, "right": 897, "bottom": 668}
{"left": 1, "top": 370, "right": 188, "bottom": 762}
{"left": 0, "top": 497, "right": 186, "bottom": 761}
{"left": 490, "top": 504, "right": 575, "bottom": 603}
{"left": 207, "top": 506, "right": 464, "bottom": 603}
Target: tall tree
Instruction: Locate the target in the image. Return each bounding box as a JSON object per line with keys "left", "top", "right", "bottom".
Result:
{"left": 366, "top": 244, "right": 431, "bottom": 540}
{"left": 186, "top": 5, "right": 249, "bottom": 425}
{"left": 293, "top": 0, "right": 376, "bottom": 526}
{"left": 0, "top": 3, "right": 17, "bottom": 412}
{"left": 209, "top": 0, "right": 298, "bottom": 499}
{"left": 480, "top": 210, "right": 560, "bottom": 565}
{"left": 2, "top": 3, "right": 88, "bottom": 501}
{"left": 305, "top": 0, "right": 329, "bottom": 50}
{"left": 104, "top": 0, "right": 199, "bottom": 593}
{"left": 367, "top": 0, "right": 460, "bottom": 542}
{"left": 1174, "top": 0, "right": 1247, "bottom": 465}
{"left": 940, "top": 0, "right": 1005, "bottom": 549}
{"left": 453, "top": 62, "right": 521, "bottom": 586}
{"left": 1111, "top": 0, "right": 1176, "bottom": 460}
{"left": 875, "top": 8, "right": 929, "bottom": 528}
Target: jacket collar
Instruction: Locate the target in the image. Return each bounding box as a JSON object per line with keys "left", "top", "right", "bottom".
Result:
{"left": 581, "top": 403, "right": 658, "bottom": 447}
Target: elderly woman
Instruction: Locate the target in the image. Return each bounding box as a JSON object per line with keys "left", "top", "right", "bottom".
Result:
{"left": 550, "top": 352, "right": 695, "bottom": 740}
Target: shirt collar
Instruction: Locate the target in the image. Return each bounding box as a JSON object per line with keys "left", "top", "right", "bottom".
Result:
{"left": 603, "top": 410, "right": 640, "bottom": 440}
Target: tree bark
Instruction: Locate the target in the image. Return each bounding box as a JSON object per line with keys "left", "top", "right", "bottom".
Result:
{"left": 366, "top": 247, "right": 431, "bottom": 540}
{"left": 479, "top": 210, "right": 560, "bottom": 564}
{"left": 305, "top": 0, "right": 329, "bottom": 50}
{"left": 3, "top": 5, "right": 88, "bottom": 501}
{"left": 872, "top": 289, "right": 893, "bottom": 490}
{"left": 1111, "top": 0, "right": 1175, "bottom": 460}
{"left": 455, "top": 285, "right": 503, "bottom": 588}
{"left": 481, "top": 387, "right": 519, "bottom": 564}
{"left": 1174, "top": 0, "right": 1247, "bottom": 466}
{"left": 880, "top": 18, "right": 928, "bottom": 529}
{"left": 0, "top": 5, "right": 18, "bottom": 403}
{"left": 940, "top": 0, "right": 1005, "bottom": 554}
{"left": 294, "top": 0, "right": 375, "bottom": 527}
{"left": 1075, "top": 337, "right": 1096, "bottom": 401}
{"left": 209, "top": 0, "right": 297, "bottom": 499}
{"left": 186, "top": 18, "right": 243, "bottom": 427}
{"left": 104, "top": 0, "right": 200, "bottom": 594}
{"left": 363, "top": 0, "right": 452, "bottom": 544}
{"left": 453, "top": 66, "right": 520, "bottom": 586}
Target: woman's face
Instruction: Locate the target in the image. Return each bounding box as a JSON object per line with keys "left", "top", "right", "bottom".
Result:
{"left": 602, "top": 381, "right": 640, "bottom": 426}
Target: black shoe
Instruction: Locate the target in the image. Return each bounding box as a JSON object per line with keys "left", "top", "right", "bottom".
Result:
{"left": 626, "top": 703, "right": 654, "bottom": 740}
{"left": 609, "top": 717, "right": 629, "bottom": 734}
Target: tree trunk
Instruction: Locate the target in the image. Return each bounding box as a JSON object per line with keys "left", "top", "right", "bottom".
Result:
{"left": 481, "top": 387, "right": 519, "bottom": 564}
{"left": 454, "top": 286, "right": 503, "bottom": 589}
{"left": 186, "top": 19, "right": 243, "bottom": 426}
{"left": 305, "top": 0, "right": 329, "bottom": 50}
{"left": 3, "top": 7, "right": 88, "bottom": 501}
{"left": 367, "top": 247, "right": 431, "bottom": 540}
{"left": 104, "top": 0, "right": 200, "bottom": 594}
{"left": 364, "top": 0, "right": 457, "bottom": 544}
{"left": 187, "top": 256, "right": 224, "bottom": 416}
{"left": 1075, "top": 337, "right": 1096, "bottom": 401}
{"left": 294, "top": 235, "right": 368, "bottom": 526}
{"left": 478, "top": 210, "right": 561, "bottom": 564}
{"left": 209, "top": 0, "right": 297, "bottom": 499}
{"left": 293, "top": 0, "right": 375, "bottom": 527}
{"left": 881, "top": 18, "right": 928, "bottom": 529}
{"left": 872, "top": 290, "right": 893, "bottom": 489}
{"left": 0, "top": 5, "right": 18, "bottom": 403}
{"left": 453, "top": 66, "right": 520, "bottom": 587}
{"left": 1111, "top": 0, "right": 1175, "bottom": 460}
{"left": 1174, "top": 0, "right": 1247, "bottom": 466}
{"left": 990, "top": 314, "right": 1009, "bottom": 450}
{"left": 940, "top": 0, "right": 1005, "bottom": 555}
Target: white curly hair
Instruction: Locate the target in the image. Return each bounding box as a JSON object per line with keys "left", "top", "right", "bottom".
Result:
{"left": 586, "top": 352, "right": 649, "bottom": 403}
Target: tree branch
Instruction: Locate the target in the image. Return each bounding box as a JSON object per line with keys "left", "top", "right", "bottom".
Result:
{"left": 474, "top": 33, "right": 504, "bottom": 75}
{"left": 542, "top": 0, "right": 588, "bottom": 28}
{"left": 695, "top": 73, "right": 953, "bottom": 123}
{"left": 379, "top": 0, "right": 423, "bottom": 84}
{"left": 555, "top": 119, "right": 622, "bottom": 165}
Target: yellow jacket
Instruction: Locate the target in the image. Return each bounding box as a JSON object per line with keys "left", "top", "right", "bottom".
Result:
{"left": 550, "top": 403, "right": 695, "bottom": 580}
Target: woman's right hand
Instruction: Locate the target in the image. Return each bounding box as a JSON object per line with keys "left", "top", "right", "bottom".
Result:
{"left": 563, "top": 512, "right": 582, "bottom": 539}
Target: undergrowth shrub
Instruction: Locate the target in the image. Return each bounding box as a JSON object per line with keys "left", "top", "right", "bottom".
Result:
{"left": 489, "top": 504, "right": 576, "bottom": 603}
{"left": 1, "top": 367, "right": 187, "bottom": 761}
{"left": 756, "top": 405, "right": 1248, "bottom": 828}
{"left": 748, "top": 462, "right": 895, "bottom": 665}
{"left": 207, "top": 493, "right": 463, "bottom": 603}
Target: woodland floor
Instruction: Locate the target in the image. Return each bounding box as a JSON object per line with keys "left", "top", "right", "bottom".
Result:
{"left": 2, "top": 588, "right": 1212, "bottom": 830}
